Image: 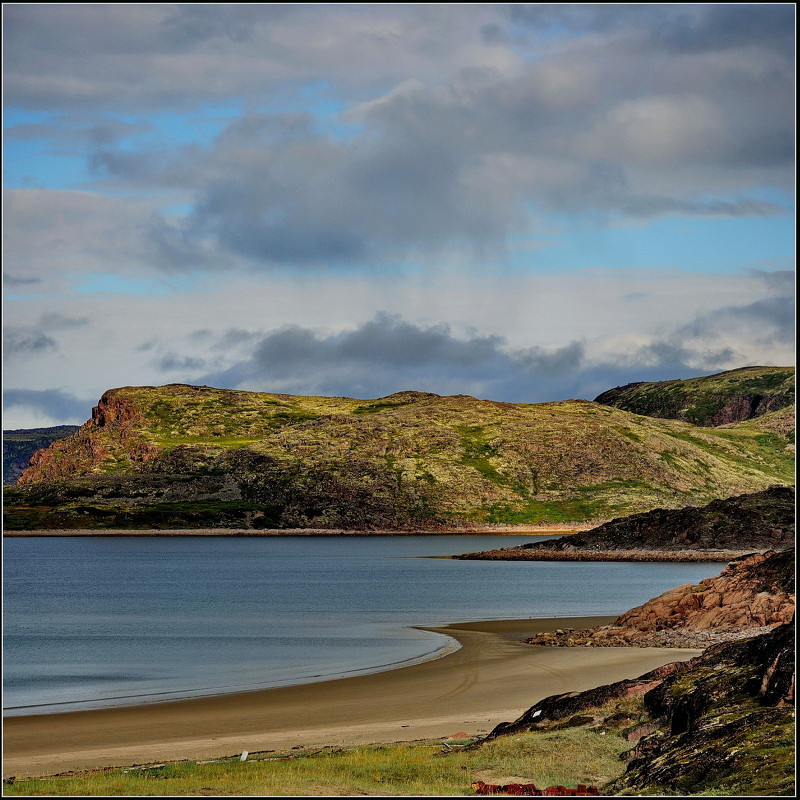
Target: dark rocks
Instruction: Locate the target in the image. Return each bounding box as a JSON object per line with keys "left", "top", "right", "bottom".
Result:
{"left": 611, "top": 619, "right": 795, "bottom": 795}
{"left": 483, "top": 620, "right": 795, "bottom": 795}
{"left": 456, "top": 548, "right": 752, "bottom": 562}
{"left": 522, "top": 486, "right": 795, "bottom": 553}
{"left": 482, "top": 662, "right": 689, "bottom": 741}
{"left": 457, "top": 487, "right": 795, "bottom": 561}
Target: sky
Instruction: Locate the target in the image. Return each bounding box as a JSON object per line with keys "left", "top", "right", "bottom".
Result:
{"left": 2, "top": 3, "right": 795, "bottom": 428}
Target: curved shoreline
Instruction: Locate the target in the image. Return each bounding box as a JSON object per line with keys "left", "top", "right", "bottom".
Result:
{"left": 3, "top": 616, "right": 701, "bottom": 778}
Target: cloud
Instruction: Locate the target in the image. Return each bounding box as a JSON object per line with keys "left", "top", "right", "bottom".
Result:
{"left": 3, "top": 329, "right": 57, "bottom": 358}
{"left": 2, "top": 188, "right": 166, "bottom": 280}
{"left": 152, "top": 353, "right": 208, "bottom": 372}
{"left": 512, "top": 341, "right": 585, "bottom": 375}
{"left": 677, "top": 295, "right": 795, "bottom": 347}
{"left": 188, "top": 313, "right": 587, "bottom": 400}
{"left": 3, "top": 388, "right": 92, "bottom": 424}
{"left": 3, "top": 313, "right": 91, "bottom": 359}
{"left": 5, "top": 114, "right": 155, "bottom": 156}
{"left": 39, "top": 312, "right": 90, "bottom": 330}
{"left": 77, "top": 29, "right": 790, "bottom": 269}
{"left": 4, "top": 5, "right": 512, "bottom": 112}
{"left": 752, "top": 269, "right": 795, "bottom": 295}
{"left": 651, "top": 4, "right": 795, "bottom": 55}
{"left": 5, "top": 6, "right": 790, "bottom": 272}
{"left": 600, "top": 271, "right": 796, "bottom": 380}
{"left": 3, "top": 272, "right": 41, "bottom": 287}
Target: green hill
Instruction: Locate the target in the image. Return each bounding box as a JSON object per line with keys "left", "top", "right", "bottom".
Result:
{"left": 4, "top": 383, "right": 794, "bottom": 530}
{"left": 594, "top": 366, "right": 795, "bottom": 427}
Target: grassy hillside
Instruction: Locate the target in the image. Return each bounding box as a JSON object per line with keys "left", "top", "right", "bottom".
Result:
{"left": 594, "top": 366, "right": 795, "bottom": 427}
{"left": 4, "top": 384, "right": 795, "bottom": 530}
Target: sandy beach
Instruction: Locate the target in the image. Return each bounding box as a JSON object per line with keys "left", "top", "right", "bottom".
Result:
{"left": 3, "top": 616, "right": 700, "bottom": 778}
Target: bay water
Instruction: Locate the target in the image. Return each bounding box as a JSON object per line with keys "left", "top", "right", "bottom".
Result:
{"left": 3, "top": 535, "right": 723, "bottom": 716}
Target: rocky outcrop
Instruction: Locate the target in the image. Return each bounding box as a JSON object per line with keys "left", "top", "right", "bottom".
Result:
{"left": 456, "top": 548, "right": 754, "bottom": 563}
{"left": 2, "top": 426, "right": 79, "bottom": 485}
{"left": 17, "top": 391, "right": 159, "bottom": 485}
{"left": 456, "top": 487, "right": 795, "bottom": 561}
{"left": 483, "top": 661, "right": 692, "bottom": 741}
{"left": 594, "top": 366, "right": 795, "bottom": 427}
{"left": 483, "top": 620, "right": 795, "bottom": 796}
{"left": 471, "top": 781, "right": 599, "bottom": 795}
{"left": 524, "top": 550, "right": 795, "bottom": 649}
{"left": 611, "top": 619, "right": 795, "bottom": 795}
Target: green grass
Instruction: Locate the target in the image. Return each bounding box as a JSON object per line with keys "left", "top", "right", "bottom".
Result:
{"left": 456, "top": 426, "right": 510, "bottom": 487}
{"left": 5, "top": 728, "right": 628, "bottom": 796}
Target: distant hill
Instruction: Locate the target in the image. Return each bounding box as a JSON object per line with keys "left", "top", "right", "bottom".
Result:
{"left": 2, "top": 426, "right": 81, "bottom": 485}
{"left": 3, "top": 383, "right": 794, "bottom": 530}
{"left": 594, "top": 366, "right": 795, "bottom": 427}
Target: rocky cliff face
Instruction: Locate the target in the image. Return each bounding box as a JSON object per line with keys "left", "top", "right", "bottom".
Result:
{"left": 594, "top": 365, "right": 795, "bottom": 427}
{"left": 18, "top": 391, "right": 159, "bottom": 485}
{"left": 2, "top": 426, "right": 79, "bottom": 485}
{"left": 525, "top": 549, "right": 795, "bottom": 649}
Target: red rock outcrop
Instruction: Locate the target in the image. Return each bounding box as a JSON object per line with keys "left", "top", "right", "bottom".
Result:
{"left": 525, "top": 550, "right": 794, "bottom": 648}
{"left": 17, "top": 391, "right": 159, "bottom": 485}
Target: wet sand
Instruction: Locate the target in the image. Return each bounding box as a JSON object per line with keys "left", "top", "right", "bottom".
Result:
{"left": 3, "top": 616, "right": 700, "bottom": 778}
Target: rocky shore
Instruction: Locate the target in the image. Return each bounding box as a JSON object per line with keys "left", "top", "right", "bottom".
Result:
{"left": 454, "top": 548, "right": 749, "bottom": 562}
{"left": 454, "top": 487, "right": 795, "bottom": 562}
{"left": 523, "top": 550, "right": 794, "bottom": 649}
{"left": 524, "top": 624, "right": 778, "bottom": 650}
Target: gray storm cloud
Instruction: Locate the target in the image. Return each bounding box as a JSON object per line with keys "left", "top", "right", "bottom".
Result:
{"left": 186, "top": 313, "right": 586, "bottom": 400}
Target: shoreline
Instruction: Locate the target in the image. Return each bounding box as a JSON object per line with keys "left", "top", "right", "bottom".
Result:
{"left": 3, "top": 524, "right": 600, "bottom": 537}
{"left": 3, "top": 616, "right": 701, "bottom": 778}
{"left": 454, "top": 548, "right": 747, "bottom": 563}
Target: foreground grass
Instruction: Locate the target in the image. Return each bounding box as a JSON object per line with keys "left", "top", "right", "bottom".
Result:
{"left": 5, "top": 729, "right": 627, "bottom": 796}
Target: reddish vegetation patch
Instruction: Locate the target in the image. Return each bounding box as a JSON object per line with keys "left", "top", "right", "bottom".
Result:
{"left": 472, "top": 781, "right": 599, "bottom": 796}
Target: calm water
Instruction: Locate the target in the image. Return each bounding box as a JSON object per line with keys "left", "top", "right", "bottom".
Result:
{"left": 3, "top": 536, "right": 724, "bottom": 716}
